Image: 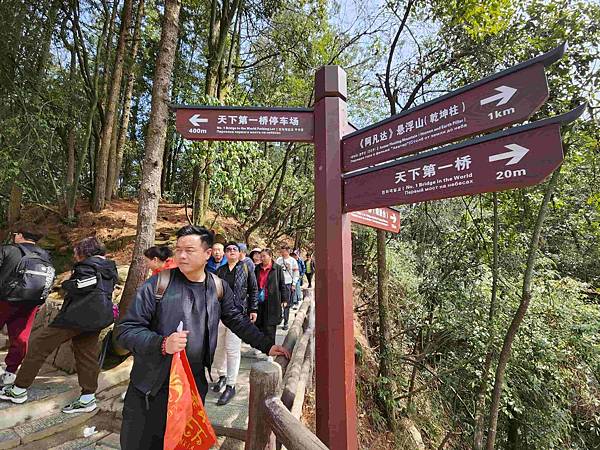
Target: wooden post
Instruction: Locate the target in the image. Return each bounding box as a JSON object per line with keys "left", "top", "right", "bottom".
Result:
{"left": 313, "top": 65, "right": 358, "bottom": 449}
{"left": 245, "top": 361, "right": 281, "bottom": 450}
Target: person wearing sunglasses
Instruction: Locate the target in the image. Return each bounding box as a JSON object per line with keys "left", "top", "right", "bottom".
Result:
{"left": 213, "top": 242, "right": 258, "bottom": 405}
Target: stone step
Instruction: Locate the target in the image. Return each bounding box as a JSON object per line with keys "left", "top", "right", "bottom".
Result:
{"left": 12, "top": 410, "right": 118, "bottom": 450}
{"left": 48, "top": 430, "right": 111, "bottom": 450}
{"left": 0, "top": 358, "right": 132, "bottom": 431}
{"left": 14, "top": 408, "right": 99, "bottom": 447}
{"left": 92, "top": 433, "right": 120, "bottom": 449}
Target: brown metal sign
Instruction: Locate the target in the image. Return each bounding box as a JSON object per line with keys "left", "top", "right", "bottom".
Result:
{"left": 174, "top": 106, "right": 314, "bottom": 142}
{"left": 349, "top": 208, "right": 401, "bottom": 233}
{"left": 343, "top": 106, "right": 583, "bottom": 212}
{"left": 342, "top": 45, "right": 565, "bottom": 172}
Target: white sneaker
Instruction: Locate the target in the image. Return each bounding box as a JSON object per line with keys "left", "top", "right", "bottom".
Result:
{"left": 0, "top": 385, "right": 27, "bottom": 404}
{"left": 62, "top": 398, "right": 97, "bottom": 414}
{"left": 0, "top": 371, "right": 16, "bottom": 386}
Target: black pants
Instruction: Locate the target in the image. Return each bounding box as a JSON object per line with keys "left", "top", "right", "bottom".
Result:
{"left": 120, "top": 375, "right": 208, "bottom": 450}
{"left": 306, "top": 272, "right": 313, "bottom": 287}
{"left": 282, "top": 284, "right": 293, "bottom": 326}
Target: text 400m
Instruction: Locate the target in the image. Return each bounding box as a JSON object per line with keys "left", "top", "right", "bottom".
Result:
{"left": 488, "top": 107, "right": 515, "bottom": 120}
{"left": 496, "top": 168, "right": 527, "bottom": 180}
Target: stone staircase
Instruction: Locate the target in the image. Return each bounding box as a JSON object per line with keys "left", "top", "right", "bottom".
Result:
{"left": 0, "top": 331, "right": 133, "bottom": 450}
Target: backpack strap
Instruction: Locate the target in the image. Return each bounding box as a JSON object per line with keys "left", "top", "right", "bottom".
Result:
{"left": 155, "top": 269, "right": 172, "bottom": 302}
{"left": 15, "top": 244, "right": 37, "bottom": 258}
{"left": 209, "top": 273, "right": 223, "bottom": 300}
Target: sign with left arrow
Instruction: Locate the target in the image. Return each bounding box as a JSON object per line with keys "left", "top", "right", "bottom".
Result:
{"left": 342, "top": 44, "right": 565, "bottom": 172}
{"left": 343, "top": 106, "right": 584, "bottom": 212}
{"left": 174, "top": 106, "right": 314, "bottom": 142}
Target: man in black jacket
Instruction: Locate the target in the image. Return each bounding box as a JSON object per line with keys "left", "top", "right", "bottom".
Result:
{"left": 212, "top": 241, "right": 259, "bottom": 405}
{"left": 0, "top": 230, "right": 50, "bottom": 386}
{"left": 116, "top": 226, "right": 289, "bottom": 450}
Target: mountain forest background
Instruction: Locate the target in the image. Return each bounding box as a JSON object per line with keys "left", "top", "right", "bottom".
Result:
{"left": 0, "top": 0, "right": 599, "bottom": 448}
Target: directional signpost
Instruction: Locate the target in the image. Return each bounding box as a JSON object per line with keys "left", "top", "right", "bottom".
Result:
{"left": 349, "top": 208, "right": 401, "bottom": 233}
{"left": 174, "top": 106, "right": 314, "bottom": 142}
{"left": 342, "top": 44, "right": 565, "bottom": 172}
{"left": 343, "top": 107, "right": 583, "bottom": 212}
{"left": 171, "top": 43, "right": 582, "bottom": 450}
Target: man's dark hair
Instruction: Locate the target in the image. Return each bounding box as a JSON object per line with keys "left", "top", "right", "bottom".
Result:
{"left": 144, "top": 246, "right": 173, "bottom": 261}
{"left": 74, "top": 236, "right": 106, "bottom": 258}
{"left": 279, "top": 244, "right": 290, "bottom": 250}
{"left": 17, "top": 230, "right": 43, "bottom": 242}
{"left": 261, "top": 248, "right": 273, "bottom": 257}
{"left": 290, "top": 252, "right": 297, "bottom": 257}
{"left": 176, "top": 225, "right": 214, "bottom": 249}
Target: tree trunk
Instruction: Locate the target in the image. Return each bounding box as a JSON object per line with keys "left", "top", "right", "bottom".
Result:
{"left": 161, "top": 130, "right": 172, "bottom": 194}
{"left": 119, "top": 0, "right": 181, "bottom": 317}
{"left": 93, "top": 0, "right": 133, "bottom": 211}
{"left": 192, "top": 164, "right": 201, "bottom": 224}
{"left": 485, "top": 167, "right": 563, "bottom": 450}
{"left": 192, "top": 0, "right": 242, "bottom": 224}
{"left": 36, "top": 0, "right": 60, "bottom": 81}
{"left": 376, "top": 228, "right": 396, "bottom": 428}
{"left": 244, "top": 145, "right": 292, "bottom": 243}
{"left": 8, "top": 183, "right": 23, "bottom": 226}
{"left": 66, "top": 128, "right": 76, "bottom": 188}
{"left": 473, "top": 193, "right": 500, "bottom": 450}
{"left": 113, "top": 0, "right": 144, "bottom": 198}
{"left": 201, "top": 149, "right": 212, "bottom": 218}
{"left": 68, "top": 0, "right": 107, "bottom": 219}
{"left": 100, "top": 0, "right": 119, "bottom": 115}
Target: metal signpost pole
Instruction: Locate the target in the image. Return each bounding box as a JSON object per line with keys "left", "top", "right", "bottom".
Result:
{"left": 313, "top": 65, "right": 358, "bottom": 450}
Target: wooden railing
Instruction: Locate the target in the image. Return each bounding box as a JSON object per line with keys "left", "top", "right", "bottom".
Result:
{"left": 246, "top": 290, "right": 326, "bottom": 450}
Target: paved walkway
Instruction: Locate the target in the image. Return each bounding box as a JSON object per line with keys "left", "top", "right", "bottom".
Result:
{"left": 204, "top": 309, "right": 293, "bottom": 439}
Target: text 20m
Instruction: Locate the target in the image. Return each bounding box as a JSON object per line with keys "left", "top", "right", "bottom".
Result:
{"left": 488, "top": 107, "right": 515, "bottom": 120}
{"left": 496, "top": 168, "right": 527, "bottom": 180}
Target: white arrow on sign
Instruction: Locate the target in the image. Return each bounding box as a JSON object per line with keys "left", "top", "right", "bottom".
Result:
{"left": 488, "top": 144, "right": 529, "bottom": 166}
{"left": 189, "top": 114, "right": 208, "bottom": 126}
{"left": 391, "top": 214, "right": 398, "bottom": 224}
{"left": 480, "top": 85, "right": 518, "bottom": 107}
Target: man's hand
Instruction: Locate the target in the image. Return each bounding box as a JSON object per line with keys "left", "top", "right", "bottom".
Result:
{"left": 291, "top": 285, "right": 296, "bottom": 291}
{"left": 268, "top": 345, "right": 291, "bottom": 359}
{"left": 282, "top": 302, "right": 288, "bottom": 308}
{"left": 165, "top": 330, "right": 189, "bottom": 354}
{"left": 249, "top": 312, "right": 257, "bottom": 323}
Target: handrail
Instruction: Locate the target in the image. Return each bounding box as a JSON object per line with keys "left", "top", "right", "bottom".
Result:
{"left": 275, "top": 293, "right": 313, "bottom": 372}
{"left": 246, "top": 292, "right": 321, "bottom": 449}
{"left": 264, "top": 397, "right": 328, "bottom": 450}
{"left": 282, "top": 327, "right": 312, "bottom": 408}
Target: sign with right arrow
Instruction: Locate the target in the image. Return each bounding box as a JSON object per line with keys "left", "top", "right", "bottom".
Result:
{"left": 349, "top": 207, "right": 401, "bottom": 233}
{"left": 343, "top": 106, "right": 585, "bottom": 212}
{"left": 342, "top": 44, "right": 565, "bottom": 172}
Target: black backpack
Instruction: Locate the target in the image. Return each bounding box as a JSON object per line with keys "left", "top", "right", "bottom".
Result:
{"left": 1, "top": 244, "right": 55, "bottom": 305}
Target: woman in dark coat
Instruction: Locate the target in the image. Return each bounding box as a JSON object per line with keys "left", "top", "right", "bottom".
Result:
{"left": 255, "top": 249, "right": 289, "bottom": 345}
